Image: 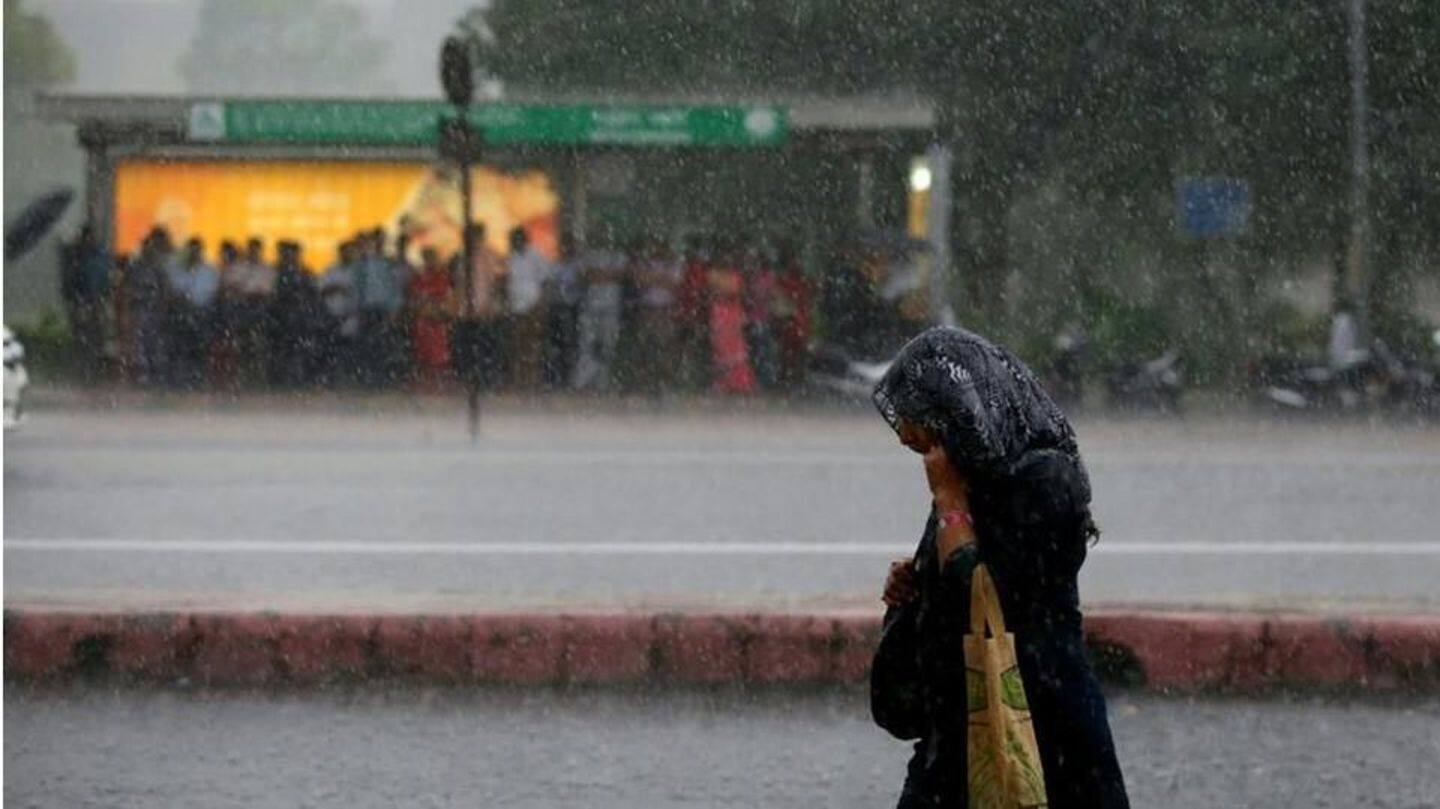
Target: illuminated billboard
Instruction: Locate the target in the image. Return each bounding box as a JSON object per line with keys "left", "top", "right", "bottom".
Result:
{"left": 113, "top": 159, "right": 560, "bottom": 267}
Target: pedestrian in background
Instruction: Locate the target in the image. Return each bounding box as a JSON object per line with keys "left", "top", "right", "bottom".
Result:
{"left": 542, "top": 230, "right": 582, "bottom": 390}
{"left": 124, "top": 228, "right": 172, "bottom": 386}
{"left": 706, "top": 239, "right": 756, "bottom": 394}
{"left": 635, "top": 237, "right": 682, "bottom": 394}
{"left": 163, "top": 237, "right": 220, "bottom": 389}
{"left": 232, "top": 237, "right": 276, "bottom": 385}
{"left": 268, "top": 240, "right": 320, "bottom": 388}
{"left": 59, "top": 223, "right": 111, "bottom": 382}
{"left": 506, "top": 226, "right": 551, "bottom": 391}
{"left": 211, "top": 240, "right": 246, "bottom": 389}
{"left": 318, "top": 240, "right": 361, "bottom": 386}
{"left": 451, "top": 222, "right": 507, "bottom": 392}
{"left": 572, "top": 225, "right": 627, "bottom": 392}
{"left": 407, "top": 246, "right": 456, "bottom": 392}
{"left": 742, "top": 242, "right": 780, "bottom": 391}
{"left": 674, "top": 235, "right": 714, "bottom": 391}
{"left": 354, "top": 229, "right": 404, "bottom": 387}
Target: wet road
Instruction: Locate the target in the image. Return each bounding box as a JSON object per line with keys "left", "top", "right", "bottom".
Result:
{"left": 6, "top": 687, "right": 1439, "bottom": 808}
{"left": 6, "top": 405, "right": 1440, "bottom": 611}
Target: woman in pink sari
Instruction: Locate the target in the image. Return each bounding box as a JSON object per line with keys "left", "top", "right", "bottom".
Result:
{"left": 707, "top": 242, "right": 756, "bottom": 394}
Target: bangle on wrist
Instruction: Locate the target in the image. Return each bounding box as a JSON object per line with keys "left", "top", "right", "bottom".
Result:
{"left": 937, "top": 509, "right": 973, "bottom": 531}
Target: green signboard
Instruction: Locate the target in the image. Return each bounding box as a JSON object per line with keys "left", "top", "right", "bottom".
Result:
{"left": 188, "top": 100, "right": 787, "bottom": 147}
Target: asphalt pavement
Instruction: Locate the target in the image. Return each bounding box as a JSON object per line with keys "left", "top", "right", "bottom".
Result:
{"left": 6, "top": 686, "right": 1439, "bottom": 808}
{"left": 6, "top": 403, "right": 1440, "bottom": 612}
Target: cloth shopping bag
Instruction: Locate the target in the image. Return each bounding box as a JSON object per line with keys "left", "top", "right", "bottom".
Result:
{"left": 965, "top": 563, "right": 1049, "bottom": 808}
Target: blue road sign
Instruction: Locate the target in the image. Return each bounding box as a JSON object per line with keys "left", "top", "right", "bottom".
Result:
{"left": 1176, "top": 177, "right": 1251, "bottom": 239}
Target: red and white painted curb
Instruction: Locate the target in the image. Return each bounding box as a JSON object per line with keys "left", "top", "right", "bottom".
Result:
{"left": 5, "top": 609, "right": 1438, "bottom": 692}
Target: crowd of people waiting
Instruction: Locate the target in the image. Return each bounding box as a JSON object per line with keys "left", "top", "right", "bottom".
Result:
{"left": 59, "top": 221, "right": 821, "bottom": 395}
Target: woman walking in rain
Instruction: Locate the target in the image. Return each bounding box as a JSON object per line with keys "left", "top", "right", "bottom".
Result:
{"left": 872, "top": 326, "right": 1128, "bottom": 808}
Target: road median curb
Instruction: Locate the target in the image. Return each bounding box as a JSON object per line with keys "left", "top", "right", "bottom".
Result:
{"left": 6, "top": 609, "right": 1438, "bottom": 693}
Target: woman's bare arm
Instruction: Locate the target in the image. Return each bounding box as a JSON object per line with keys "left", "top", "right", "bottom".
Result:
{"left": 924, "top": 446, "right": 977, "bottom": 568}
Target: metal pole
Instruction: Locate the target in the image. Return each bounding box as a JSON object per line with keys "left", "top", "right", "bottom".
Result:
{"left": 458, "top": 115, "right": 481, "bottom": 442}
{"left": 1346, "top": 0, "right": 1370, "bottom": 324}
{"left": 925, "top": 143, "right": 955, "bottom": 326}
{"left": 856, "top": 155, "right": 875, "bottom": 230}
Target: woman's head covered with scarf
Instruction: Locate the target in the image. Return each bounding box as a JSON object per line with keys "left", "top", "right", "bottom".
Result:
{"left": 873, "top": 326, "right": 1086, "bottom": 489}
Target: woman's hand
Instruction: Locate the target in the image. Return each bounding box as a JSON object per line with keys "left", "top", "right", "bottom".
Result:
{"left": 922, "top": 445, "right": 969, "bottom": 511}
{"left": 924, "top": 445, "right": 976, "bottom": 568}
{"left": 882, "top": 559, "right": 918, "bottom": 608}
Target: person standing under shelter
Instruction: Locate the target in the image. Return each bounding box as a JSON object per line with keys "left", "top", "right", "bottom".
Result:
{"left": 506, "top": 226, "right": 551, "bottom": 391}
{"left": 635, "top": 238, "right": 682, "bottom": 394}
{"left": 123, "top": 228, "right": 173, "bottom": 385}
{"left": 706, "top": 239, "right": 756, "bottom": 394}
{"left": 318, "top": 240, "right": 361, "bottom": 386}
{"left": 211, "top": 240, "right": 246, "bottom": 389}
{"left": 542, "top": 231, "right": 583, "bottom": 389}
{"left": 163, "top": 237, "right": 220, "bottom": 388}
{"left": 269, "top": 241, "right": 321, "bottom": 387}
{"left": 231, "top": 237, "right": 276, "bottom": 385}
{"left": 572, "top": 225, "right": 627, "bottom": 392}
{"left": 407, "top": 246, "right": 456, "bottom": 392}
{"left": 452, "top": 222, "right": 508, "bottom": 392}
{"left": 59, "top": 224, "right": 111, "bottom": 382}
{"left": 674, "top": 236, "right": 714, "bottom": 391}
{"left": 743, "top": 243, "right": 780, "bottom": 391}
{"left": 354, "top": 229, "right": 405, "bottom": 387}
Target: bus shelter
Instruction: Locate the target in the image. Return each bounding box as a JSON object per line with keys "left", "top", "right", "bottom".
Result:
{"left": 38, "top": 93, "right": 939, "bottom": 274}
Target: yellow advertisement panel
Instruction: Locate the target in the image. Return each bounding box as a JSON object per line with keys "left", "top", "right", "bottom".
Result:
{"left": 114, "top": 159, "right": 560, "bottom": 268}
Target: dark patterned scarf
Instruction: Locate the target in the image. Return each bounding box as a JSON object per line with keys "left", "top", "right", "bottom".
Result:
{"left": 872, "top": 326, "right": 1082, "bottom": 481}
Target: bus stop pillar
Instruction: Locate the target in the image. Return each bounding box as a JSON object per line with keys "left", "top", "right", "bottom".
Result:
{"left": 925, "top": 142, "right": 954, "bottom": 325}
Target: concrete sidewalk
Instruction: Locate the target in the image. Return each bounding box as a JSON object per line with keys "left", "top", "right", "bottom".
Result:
{"left": 10, "top": 688, "right": 1439, "bottom": 808}
{"left": 6, "top": 608, "right": 1439, "bottom": 694}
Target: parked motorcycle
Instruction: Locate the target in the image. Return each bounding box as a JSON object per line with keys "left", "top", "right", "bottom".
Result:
{"left": 1105, "top": 349, "right": 1183, "bottom": 412}
{"left": 807, "top": 343, "right": 893, "bottom": 400}
{"left": 1251, "top": 331, "right": 1440, "bottom": 418}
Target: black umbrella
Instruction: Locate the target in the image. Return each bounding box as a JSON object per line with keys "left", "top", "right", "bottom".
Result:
{"left": 4, "top": 188, "right": 75, "bottom": 261}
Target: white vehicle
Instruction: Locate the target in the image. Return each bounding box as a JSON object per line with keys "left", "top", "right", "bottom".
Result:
{"left": 4, "top": 325, "right": 28, "bottom": 428}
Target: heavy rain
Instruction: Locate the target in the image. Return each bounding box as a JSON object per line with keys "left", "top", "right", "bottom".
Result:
{"left": 4, "top": 1, "right": 1439, "bottom": 807}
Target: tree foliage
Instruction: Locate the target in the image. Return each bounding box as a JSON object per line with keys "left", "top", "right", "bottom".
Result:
{"left": 464, "top": 1, "right": 1440, "bottom": 347}
{"left": 178, "top": 0, "right": 390, "bottom": 97}
{"left": 4, "top": 0, "right": 77, "bottom": 89}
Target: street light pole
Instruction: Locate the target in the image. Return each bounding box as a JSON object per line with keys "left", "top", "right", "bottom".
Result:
{"left": 459, "top": 118, "right": 481, "bottom": 443}
{"left": 441, "top": 35, "right": 482, "bottom": 442}
{"left": 1346, "top": 0, "right": 1370, "bottom": 325}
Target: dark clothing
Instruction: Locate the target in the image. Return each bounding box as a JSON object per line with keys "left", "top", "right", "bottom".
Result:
{"left": 124, "top": 256, "right": 169, "bottom": 385}
{"left": 60, "top": 241, "right": 113, "bottom": 381}
{"left": 453, "top": 318, "right": 504, "bottom": 391}
{"left": 873, "top": 327, "right": 1081, "bottom": 482}
{"left": 269, "top": 265, "right": 321, "bottom": 387}
{"left": 872, "top": 327, "right": 1127, "bottom": 809}
{"left": 165, "top": 305, "right": 212, "bottom": 389}
{"left": 542, "top": 302, "right": 580, "bottom": 390}
{"left": 884, "top": 452, "right": 1128, "bottom": 808}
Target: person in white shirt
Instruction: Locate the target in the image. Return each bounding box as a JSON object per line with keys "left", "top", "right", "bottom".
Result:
{"left": 572, "top": 225, "right": 627, "bottom": 392}
{"left": 319, "top": 239, "right": 361, "bottom": 385}
{"left": 506, "top": 226, "right": 552, "bottom": 390}
{"left": 164, "top": 236, "right": 221, "bottom": 388}
{"left": 231, "top": 237, "right": 276, "bottom": 384}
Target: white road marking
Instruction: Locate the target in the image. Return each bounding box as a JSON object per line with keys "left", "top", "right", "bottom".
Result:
{"left": 5, "top": 539, "right": 1440, "bottom": 556}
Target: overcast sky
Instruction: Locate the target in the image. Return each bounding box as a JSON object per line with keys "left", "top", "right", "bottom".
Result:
{"left": 44, "top": 0, "right": 474, "bottom": 97}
